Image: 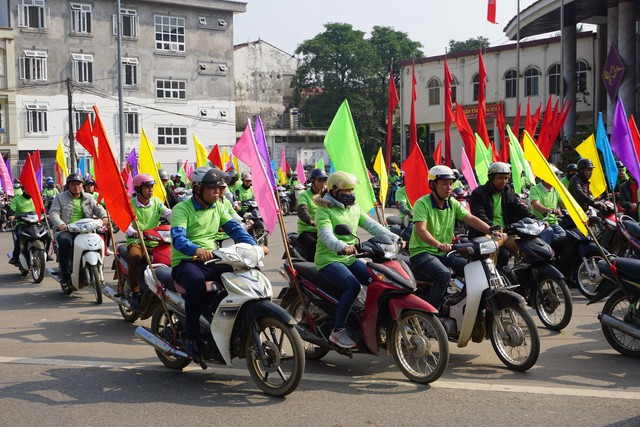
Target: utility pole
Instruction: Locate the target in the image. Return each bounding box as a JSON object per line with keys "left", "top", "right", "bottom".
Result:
{"left": 116, "top": 0, "right": 125, "bottom": 168}
{"left": 66, "top": 78, "right": 76, "bottom": 172}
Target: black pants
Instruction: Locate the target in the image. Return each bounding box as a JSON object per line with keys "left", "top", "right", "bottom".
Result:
{"left": 12, "top": 224, "right": 23, "bottom": 260}
{"left": 56, "top": 231, "right": 76, "bottom": 279}
{"left": 297, "top": 231, "right": 317, "bottom": 262}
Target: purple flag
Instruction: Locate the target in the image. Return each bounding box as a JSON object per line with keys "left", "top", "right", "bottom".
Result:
{"left": 126, "top": 148, "right": 138, "bottom": 177}
{"left": 254, "top": 116, "right": 277, "bottom": 189}
{"left": 610, "top": 99, "right": 640, "bottom": 181}
{"left": 0, "top": 156, "right": 13, "bottom": 196}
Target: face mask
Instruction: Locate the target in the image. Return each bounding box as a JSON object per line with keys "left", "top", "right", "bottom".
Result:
{"left": 335, "top": 193, "right": 356, "bottom": 207}
{"left": 242, "top": 183, "right": 251, "bottom": 189}
{"left": 23, "top": 193, "right": 31, "bottom": 199}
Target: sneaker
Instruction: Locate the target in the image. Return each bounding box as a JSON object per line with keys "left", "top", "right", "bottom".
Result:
{"left": 329, "top": 328, "right": 356, "bottom": 349}
{"left": 186, "top": 339, "right": 202, "bottom": 361}
{"left": 105, "top": 249, "right": 114, "bottom": 256}
{"left": 8, "top": 258, "right": 17, "bottom": 265}
{"left": 130, "top": 292, "right": 142, "bottom": 311}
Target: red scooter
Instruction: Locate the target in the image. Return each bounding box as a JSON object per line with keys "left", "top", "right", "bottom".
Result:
{"left": 103, "top": 225, "right": 172, "bottom": 322}
{"left": 278, "top": 225, "right": 449, "bottom": 384}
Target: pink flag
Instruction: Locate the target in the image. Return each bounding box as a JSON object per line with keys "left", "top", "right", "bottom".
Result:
{"left": 0, "top": 156, "right": 13, "bottom": 196}
{"left": 279, "top": 147, "right": 289, "bottom": 173}
{"left": 184, "top": 160, "right": 194, "bottom": 180}
{"left": 460, "top": 146, "right": 478, "bottom": 191}
{"left": 295, "top": 160, "right": 307, "bottom": 183}
{"left": 232, "top": 119, "right": 278, "bottom": 234}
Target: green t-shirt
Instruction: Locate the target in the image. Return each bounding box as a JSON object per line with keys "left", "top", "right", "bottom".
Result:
{"left": 43, "top": 188, "right": 59, "bottom": 198}
{"left": 235, "top": 185, "right": 254, "bottom": 202}
{"left": 297, "top": 189, "right": 319, "bottom": 233}
{"left": 394, "top": 186, "right": 413, "bottom": 221}
{"left": 70, "top": 198, "right": 84, "bottom": 223}
{"left": 213, "top": 197, "right": 237, "bottom": 241}
{"left": 126, "top": 197, "right": 168, "bottom": 247}
{"left": 13, "top": 188, "right": 23, "bottom": 197}
{"left": 529, "top": 183, "right": 559, "bottom": 225}
{"left": 560, "top": 176, "right": 570, "bottom": 189}
{"left": 389, "top": 175, "right": 400, "bottom": 185}
{"left": 409, "top": 194, "right": 468, "bottom": 256}
{"left": 170, "top": 198, "right": 232, "bottom": 266}
{"left": 315, "top": 201, "right": 367, "bottom": 269}
{"left": 9, "top": 194, "right": 36, "bottom": 219}
{"left": 492, "top": 193, "right": 505, "bottom": 229}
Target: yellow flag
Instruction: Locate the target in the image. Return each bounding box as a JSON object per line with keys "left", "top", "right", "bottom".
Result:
{"left": 373, "top": 147, "right": 388, "bottom": 206}
{"left": 56, "top": 138, "right": 69, "bottom": 178}
{"left": 193, "top": 133, "right": 208, "bottom": 167}
{"left": 392, "top": 162, "right": 402, "bottom": 176}
{"left": 277, "top": 168, "right": 287, "bottom": 185}
{"left": 232, "top": 155, "right": 239, "bottom": 173}
{"left": 221, "top": 147, "right": 230, "bottom": 169}
{"left": 523, "top": 131, "right": 588, "bottom": 236}
{"left": 575, "top": 134, "right": 607, "bottom": 198}
{"left": 139, "top": 129, "right": 166, "bottom": 202}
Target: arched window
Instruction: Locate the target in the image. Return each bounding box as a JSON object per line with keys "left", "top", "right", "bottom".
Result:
{"left": 548, "top": 64, "right": 561, "bottom": 96}
{"left": 450, "top": 76, "right": 458, "bottom": 103}
{"left": 524, "top": 67, "right": 539, "bottom": 97}
{"left": 427, "top": 78, "right": 441, "bottom": 106}
{"left": 504, "top": 69, "right": 517, "bottom": 98}
{"left": 577, "top": 60, "right": 589, "bottom": 93}
{"left": 472, "top": 73, "right": 479, "bottom": 101}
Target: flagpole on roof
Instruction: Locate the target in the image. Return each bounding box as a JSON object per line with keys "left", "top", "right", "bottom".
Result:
{"left": 115, "top": 0, "right": 126, "bottom": 168}
{"left": 400, "top": 65, "right": 406, "bottom": 161}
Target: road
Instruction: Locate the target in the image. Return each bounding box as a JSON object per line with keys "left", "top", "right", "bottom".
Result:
{"left": 0, "top": 209, "right": 639, "bottom": 426}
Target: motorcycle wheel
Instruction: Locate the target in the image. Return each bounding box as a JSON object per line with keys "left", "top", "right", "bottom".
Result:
{"left": 287, "top": 299, "right": 329, "bottom": 360}
{"left": 245, "top": 316, "right": 305, "bottom": 397}
{"left": 389, "top": 310, "right": 449, "bottom": 384}
{"left": 535, "top": 276, "right": 573, "bottom": 331}
{"left": 576, "top": 256, "right": 603, "bottom": 298}
{"left": 30, "top": 248, "right": 46, "bottom": 284}
{"left": 87, "top": 264, "right": 103, "bottom": 305}
{"left": 489, "top": 303, "right": 540, "bottom": 371}
{"left": 118, "top": 276, "right": 141, "bottom": 323}
{"left": 281, "top": 201, "right": 290, "bottom": 216}
{"left": 601, "top": 290, "right": 640, "bottom": 357}
{"left": 150, "top": 306, "right": 191, "bottom": 369}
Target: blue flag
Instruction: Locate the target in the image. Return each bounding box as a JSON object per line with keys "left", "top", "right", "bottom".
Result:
{"left": 595, "top": 112, "right": 617, "bottom": 190}
{"left": 78, "top": 156, "right": 86, "bottom": 178}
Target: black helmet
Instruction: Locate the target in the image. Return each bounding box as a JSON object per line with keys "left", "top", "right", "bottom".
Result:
{"left": 84, "top": 178, "right": 96, "bottom": 185}
{"left": 452, "top": 187, "right": 467, "bottom": 198}
{"left": 567, "top": 163, "right": 578, "bottom": 173}
{"left": 310, "top": 168, "right": 328, "bottom": 180}
{"left": 577, "top": 158, "right": 595, "bottom": 170}
{"left": 200, "top": 168, "right": 230, "bottom": 188}
{"left": 66, "top": 173, "right": 83, "bottom": 184}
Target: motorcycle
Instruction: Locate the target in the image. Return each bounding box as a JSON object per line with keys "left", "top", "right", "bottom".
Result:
{"left": 278, "top": 225, "right": 450, "bottom": 384}
{"left": 8, "top": 212, "right": 49, "bottom": 283}
{"left": 430, "top": 236, "right": 540, "bottom": 371}
{"left": 289, "top": 184, "right": 306, "bottom": 212}
{"left": 500, "top": 218, "right": 573, "bottom": 331}
{"left": 285, "top": 232, "right": 312, "bottom": 262}
{"left": 103, "top": 225, "right": 172, "bottom": 322}
{"left": 587, "top": 256, "right": 640, "bottom": 357}
{"left": 135, "top": 243, "right": 305, "bottom": 397}
{"left": 48, "top": 218, "right": 105, "bottom": 303}
{"left": 240, "top": 199, "right": 268, "bottom": 246}
{"left": 277, "top": 186, "right": 291, "bottom": 216}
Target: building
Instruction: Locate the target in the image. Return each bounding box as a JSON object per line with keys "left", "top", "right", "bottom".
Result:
{"left": 0, "top": 0, "right": 246, "bottom": 177}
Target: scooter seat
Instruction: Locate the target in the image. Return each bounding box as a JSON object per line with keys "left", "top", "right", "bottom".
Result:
{"left": 623, "top": 220, "right": 640, "bottom": 240}
{"left": 154, "top": 265, "right": 181, "bottom": 292}
{"left": 603, "top": 257, "right": 640, "bottom": 284}
{"left": 292, "top": 261, "right": 344, "bottom": 299}
{"left": 117, "top": 244, "right": 128, "bottom": 261}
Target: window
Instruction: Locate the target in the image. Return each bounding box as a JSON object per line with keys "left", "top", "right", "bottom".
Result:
{"left": 450, "top": 76, "right": 458, "bottom": 103}
{"left": 73, "top": 107, "right": 94, "bottom": 132}
{"left": 427, "top": 78, "right": 441, "bottom": 106}
{"left": 158, "top": 126, "right": 187, "bottom": 145}
{"left": 154, "top": 15, "right": 185, "bottom": 52}
{"left": 124, "top": 108, "right": 139, "bottom": 134}
{"left": 156, "top": 79, "right": 186, "bottom": 99}
{"left": 113, "top": 9, "right": 138, "bottom": 38}
{"left": 18, "top": 0, "right": 47, "bottom": 29}
{"left": 524, "top": 67, "right": 539, "bottom": 97}
{"left": 25, "top": 104, "right": 47, "bottom": 133}
{"left": 504, "top": 70, "right": 517, "bottom": 98}
{"left": 122, "top": 58, "right": 138, "bottom": 86}
{"left": 72, "top": 53, "right": 93, "bottom": 83}
{"left": 70, "top": 3, "right": 91, "bottom": 34}
{"left": 472, "top": 74, "right": 479, "bottom": 101}
{"left": 19, "top": 50, "right": 47, "bottom": 81}
{"left": 548, "top": 64, "right": 561, "bottom": 96}
{"left": 577, "top": 60, "right": 589, "bottom": 93}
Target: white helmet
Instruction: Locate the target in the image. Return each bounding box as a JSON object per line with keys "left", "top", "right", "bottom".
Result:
{"left": 428, "top": 165, "right": 456, "bottom": 182}
{"left": 488, "top": 162, "right": 511, "bottom": 176}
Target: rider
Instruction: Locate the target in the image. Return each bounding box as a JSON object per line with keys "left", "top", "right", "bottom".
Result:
{"left": 172, "top": 173, "right": 186, "bottom": 188}
{"left": 568, "top": 158, "right": 607, "bottom": 213}
{"left": 7, "top": 188, "right": 36, "bottom": 265}
{"left": 529, "top": 176, "right": 567, "bottom": 245}
{"left": 42, "top": 177, "right": 59, "bottom": 209}
{"left": 159, "top": 169, "right": 178, "bottom": 208}
{"left": 619, "top": 174, "right": 639, "bottom": 221}
{"left": 615, "top": 160, "right": 628, "bottom": 192}
{"left": 170, "top": 167, "right": 258, "bottom": 360}
{"left": 296, "top": 168, "right": 328, "bottom": 261}
{"left": 315, "top": 171, "right": 398, "bottom": 348}
{"left": 13, "top": 179, "right": 23, "bottom": 197}
{"left": 49, "top": 173, "right": 107, "bottom": 292}
{"left": 394, "top": 177, "right": 414, "bottom": 239}
{"left": 125, "top": 174, "right": 172, "bottom": 310}
{"left": 234, "top": 172, "right": 254, "bottom": 213}
{"left": 83, "top": 177, "right": 101, "bottom": 204}
{"left": 409, "top": 166, "right": 499, "bottom": 311}
{"left": 560, "top": 163, "right": 577, "bottom": 188}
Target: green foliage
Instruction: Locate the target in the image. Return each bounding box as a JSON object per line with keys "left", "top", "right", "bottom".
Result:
{"left": 557, "top": 125, "right": 595, "bottom": 172}
{"left": 448, "top": 36, "right": 490, "bottom": 54}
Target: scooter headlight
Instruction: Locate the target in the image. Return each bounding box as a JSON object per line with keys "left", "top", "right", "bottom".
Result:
{"left": 157, "top": 230, "right": 172, "bottom": 243}
{"left": 478, "top": 240, "right": 498, "bottom": 255}
{"left": 236, "top": 245, "right": 264, "bottom": 268}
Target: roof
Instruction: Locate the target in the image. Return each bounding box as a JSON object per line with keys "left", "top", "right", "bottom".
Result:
{"left": 234, "top": 39, "right": 296, "bottom": 58}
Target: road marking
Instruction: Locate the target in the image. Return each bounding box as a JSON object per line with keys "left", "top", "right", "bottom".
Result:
{"left": 1, "top": 356, "right": 639, "bottom": 400}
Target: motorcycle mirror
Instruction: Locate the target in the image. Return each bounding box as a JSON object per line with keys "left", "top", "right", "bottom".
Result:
{"left": 334, "top": 224, "right": 353, "bottom": 236}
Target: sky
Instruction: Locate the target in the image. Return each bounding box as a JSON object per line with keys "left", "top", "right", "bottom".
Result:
{"left": 233, "top": 0, "right": 541, "bottom": 58}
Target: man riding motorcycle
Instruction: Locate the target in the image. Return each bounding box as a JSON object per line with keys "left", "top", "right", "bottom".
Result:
{"left": 560, "top": 163, "right": 577, "bottom": 188}
{"left": 568, "top": 158, "right": 608, "bottom": 213}
{"left": 7, "top": 188, "right": 37, "bottom": 265}
{"left": 296, "top": 168, "right": 328, "bottom": 261}
{"left": 234, "top": 172, "right": 254, "bottom": 214}
{"left": 42, "top": 177, "right": 59, "bottom": 210}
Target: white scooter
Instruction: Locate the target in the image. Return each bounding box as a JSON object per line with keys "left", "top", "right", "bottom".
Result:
{"left": 48, "top": 218, "right": 105, "bottom": 303}
{"left": 134, "top": 243, "right": 305, "bottom": 397}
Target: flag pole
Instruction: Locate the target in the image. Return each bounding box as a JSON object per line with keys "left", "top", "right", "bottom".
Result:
{"left": 104, "top": 211, "right": 121, "bottom": 285}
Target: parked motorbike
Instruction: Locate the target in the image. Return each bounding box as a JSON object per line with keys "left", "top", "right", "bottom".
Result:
{"left": 135, "top": 243, "right": 305, "bottom": 396}
{"left": 240, "top": 199, "right": 268, "bottom": 246}
{"left": 277, "top": 186, "right": 291, "bottom": 216}
{"left": 8, "top": 212, "right": 49, "bottom": 283}
{"left": 279, "top": 226, "right": 449, "bottom": 384}
{"left": 500, "top": 218, "right": 573, "bottom": 331}
{"left": 587, "top": 256, "right": 640, "bottom": 357}
{"left": 48, "top": 218, "right": 105, "bottom": 303}
{"left": 103, "top": 225, "right": 172, "bottom": 322}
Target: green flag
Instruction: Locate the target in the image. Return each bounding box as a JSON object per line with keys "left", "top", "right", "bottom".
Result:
{"left": 177, "top": 162, "right": 188, "bottom": 189}
{"left": 506, "top": 124, "right": 535, "bottom": 193}
{"left": 324, "top": 100, "right": 376, "bottom": 212}
{"left": 474, "top": 133, "right": 491, "bottom": 185}
{"left": 316, "top": 157, "right": 325, "bottom": 172}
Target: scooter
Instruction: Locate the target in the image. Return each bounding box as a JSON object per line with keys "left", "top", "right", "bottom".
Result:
{"left": 500, "top": 218, "right": 573, "bottom": 331}
{"left": 278, "top": 225, "right": 450, "bottom": 384}
{"left": 8, "top": 212, "right": 49, "bottom": 283}
{"left": 587, "top": 256, "right": 640, "bottom": 357}
{"left": 240, "top": 199, "right": 268, "bottom": 246}
{"left": 103, "top": 225, "right": 172, "bottom": 322}
{"left": 48, "top": 218, "right": 105, "bottom": 303}
{"left": 135, "top": 243, "right": 305, "bottom": 397}
{"left": 277, "top": 186, "right": 291, "bottom": 216}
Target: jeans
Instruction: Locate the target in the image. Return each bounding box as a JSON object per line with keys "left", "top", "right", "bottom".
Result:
{"left": 171, "top": 261, "right": 233, "bottom": 340}
{"left": 318, "top": 260, "right": 371, "bottom": 329}
{"left": 127, "top": 243, "right": 145, "bottom": 293}
{"left": 12, "top": 224, "right": 23, "bottom": 260}
{"left": 297, "top": 231, "right": 317, "bottom": 262}
{"left": 56, "top": 231, "right": 76, "bottom": 280}
{"left": 410, "top": 251, "right": 468, "bottom": 311}
{"left": 541, "top": 224, "right": 566, "bottom": 245}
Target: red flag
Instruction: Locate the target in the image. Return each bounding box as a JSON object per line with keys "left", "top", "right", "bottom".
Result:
{"left": 444, "top": 59, "right": 454, "bottom": 167}
{"left": 402, "top": 143, "right": 430, "bottom": 205}
{"left": 432, "top": 140, "right": 443, "bottom": 165}
{"left": 454, "top": 102, "right": 477, "bottom": 164}
{"left": 121, "top": 164, "right": 132, "bottom": 195}
{"left": 513, "top": 102, "right": 522, "bottom": 142}
{"left": 548, "top": 99, "right": 573, "bottom": 151}
{"left": 490, "top": 140, "right": 500, "bottom": 162}
{"left": 207, "top": 144, "right": 223, "bottom": 169}
{"left": 75, "top": 117, "right": 96, "bottom": 157}
{"left": 487, "top": 0, "right": 497, "bottom": 24}
{"left": 55, "top": 164, "right": 63, "bottom": 186}
{"left": 628, "top": 116, "right": 640, "bottom": 162}
{"left": 19, "top": 154, "right": 45, "bottom": 220}
{"left": 476, "top": 52, "right": 490, "bottom": 148}
{"left": 538, "top": 96, "right": 555, "bottom": 158}
{"left": 32, "top": 150, "right": 41, "bottom": 171}
{"left": 532, "top": 103, "right": 542, "bottom": 136}
{"left": 496, "top": 103, "right": 507, "bottom": 161}
{"left": 385, "top": 67, "right": 399, "bottom": 169}
{"left": 91, "top": 107, "right": 136, "bottom": 231}
{"left": 409, "top": 62, "right": 418, "bottom": 152}
{"left": 524, "top": 98, "right": 533, "bottom": 138}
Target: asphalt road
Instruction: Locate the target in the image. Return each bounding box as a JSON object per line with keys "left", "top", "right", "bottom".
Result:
{"left": 1, "top": 209, "right": 639, "bottom": 427}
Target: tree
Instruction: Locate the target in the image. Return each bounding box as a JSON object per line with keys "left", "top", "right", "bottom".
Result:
{"left": 448, "top": 36, "right": 490, "bottom": 54}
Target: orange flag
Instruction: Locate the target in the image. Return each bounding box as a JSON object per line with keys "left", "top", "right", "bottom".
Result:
{"left": 76, "top": 117, "right": 96, "bottom": 157}
{"left": 207, "top": 143, "right": 223, "bottom": 169}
